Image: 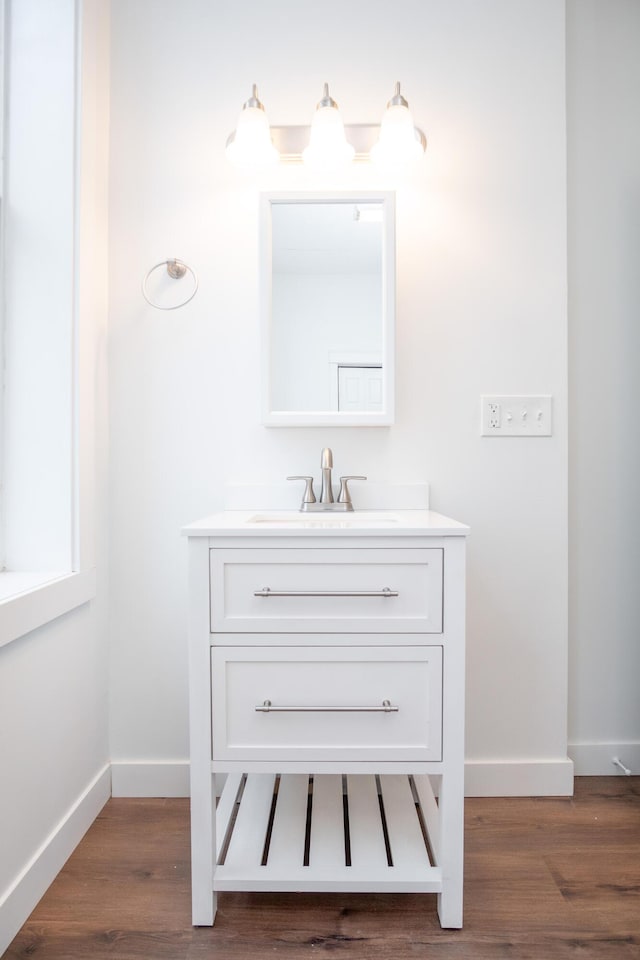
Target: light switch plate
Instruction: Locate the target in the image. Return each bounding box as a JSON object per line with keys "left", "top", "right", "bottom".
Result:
{"left": 481, "top": 396, "right": 552, "bottom": 436}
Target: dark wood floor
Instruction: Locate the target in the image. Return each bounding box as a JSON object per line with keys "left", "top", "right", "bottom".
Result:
{"left": 5, "top": 777, "right": 640, "bottom": 959}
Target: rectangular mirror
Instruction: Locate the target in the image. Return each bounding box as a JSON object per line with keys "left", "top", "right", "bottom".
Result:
{"left": 261, "top": 192, "right": 395, "bottom": 426}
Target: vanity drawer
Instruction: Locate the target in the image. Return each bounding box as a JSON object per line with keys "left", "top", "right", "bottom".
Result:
{"left": 209, "top": 548, "right": 443, "bottom": 633}
{"left": 211, "top": 645, "right": 443, "bottom": 763}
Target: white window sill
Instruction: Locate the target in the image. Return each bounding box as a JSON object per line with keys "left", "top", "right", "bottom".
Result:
{"left": 0, "top": 569, "right": 97, "bottom": 648}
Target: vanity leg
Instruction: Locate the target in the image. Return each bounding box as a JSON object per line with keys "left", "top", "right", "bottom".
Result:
{"left": 437, "top": 536, "right": 466, "bottom": 929}
{"left": 436, "top": 772, "right": 464, "bottom": 929}
{"left": 188, "top": 537, "right": 217, "bottom": 925}
{"left": 189, "top": 772, "right": 217, "bottom": 925}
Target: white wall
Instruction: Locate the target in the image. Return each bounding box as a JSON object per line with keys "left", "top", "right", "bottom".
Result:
{"left": 0, "top": 1, "right": 111, "bottom": 951}
{"left": 567, "top": 0, "right": 640, "bottom": 774}
{"left": 108, "top": 0, "right": 570, "bottom": 797}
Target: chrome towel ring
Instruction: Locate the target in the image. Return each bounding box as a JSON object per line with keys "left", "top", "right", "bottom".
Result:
{"left": 142, "top": 258, "right": 198, "bottom": 310}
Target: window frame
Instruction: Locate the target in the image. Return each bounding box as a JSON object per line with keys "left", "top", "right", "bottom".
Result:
{"left": 0, "top": 0, "right": 97, "bottom": 647}
{"left": 0, "top": 0, "right": 6, "bottom": 571}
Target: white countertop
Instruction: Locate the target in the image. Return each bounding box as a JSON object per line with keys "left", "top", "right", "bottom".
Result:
{"left": 182, "top": 510, "right": 469, "bottom": 538}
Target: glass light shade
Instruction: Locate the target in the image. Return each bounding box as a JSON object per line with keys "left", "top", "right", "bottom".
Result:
{"left": 226, "top": 89, "right": 279, "bottom": 172}
{"left": 370, "top": 86, "right": 425, "bottom": 172}
{"left": 303, "top": 86, "right": 354, "bottom": 172}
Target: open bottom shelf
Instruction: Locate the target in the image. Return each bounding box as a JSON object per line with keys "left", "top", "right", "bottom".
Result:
{"left": 214, "top": 772, "right": 442, "bottom": 893}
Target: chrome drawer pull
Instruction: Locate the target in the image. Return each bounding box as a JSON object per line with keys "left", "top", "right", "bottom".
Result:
{"left": 253, "top": 587, "right": 399, "bottom": 598}
{"left": 256, "top": 699, "right": 399, "bottom": 713}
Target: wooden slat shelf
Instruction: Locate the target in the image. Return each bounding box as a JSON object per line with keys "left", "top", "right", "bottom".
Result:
{"left": 214, "top": 772, "right": 442, "bottom": 894}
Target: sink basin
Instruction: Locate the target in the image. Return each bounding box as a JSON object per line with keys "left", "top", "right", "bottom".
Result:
{"left": 183, "top": 509, "right": 471, "bottom": 539}
{"left": 247, "top": 511, "right": 400, "bottom": 528}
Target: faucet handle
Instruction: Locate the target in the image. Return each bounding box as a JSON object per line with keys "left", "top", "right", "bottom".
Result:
{"left": 287, "top": 476, "right": 317, "bottom": 504}
{"left": 338, "top": 475, "right": 367, "bottom": 506}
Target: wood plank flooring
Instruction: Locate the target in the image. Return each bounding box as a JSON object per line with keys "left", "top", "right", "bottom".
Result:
{"left": 5, "top": 777, "right": 640, "bottom": 959}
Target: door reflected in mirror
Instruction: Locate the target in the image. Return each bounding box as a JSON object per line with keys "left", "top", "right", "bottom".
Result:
{"left": 261, "top": 193, "right": 395, "bottom": 426}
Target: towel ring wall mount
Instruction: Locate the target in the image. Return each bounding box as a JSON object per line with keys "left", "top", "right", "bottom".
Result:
{"left": 142, "top": 258, "right": 198, "bottom": 310}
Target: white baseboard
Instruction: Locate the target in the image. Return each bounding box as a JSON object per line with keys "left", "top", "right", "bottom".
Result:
{"left": 569, "top": 741, "right": 640, "bottom": 777}
{"left": 0, "top": 763, "right": 111, "bottom": 956}
{"left": 110, "top": 760, "right": 190, "bottom": 797}
{"left": 464, "top": 758, "right": 575, "bottom": 796}
{"left": 111, "top": 758, "right": 576, "bottom": 799}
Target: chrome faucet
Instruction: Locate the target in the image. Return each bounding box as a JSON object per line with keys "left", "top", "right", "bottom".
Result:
{"left": 288, "top": 448, "right": 366, "bottom": 512}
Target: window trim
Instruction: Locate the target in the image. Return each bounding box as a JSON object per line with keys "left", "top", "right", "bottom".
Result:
{"left": 0, "top": 570, "right": 96, "bottom": 648}
{"left": 0, "top": 0, "right": 6, "bottom": 570}
{"left": 0, "top": 0, "right": 100, "bottom": 645}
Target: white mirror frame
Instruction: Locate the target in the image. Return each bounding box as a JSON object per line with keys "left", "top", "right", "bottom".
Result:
{"left": 260, "top": 191, "right": 395, "bottom": 427}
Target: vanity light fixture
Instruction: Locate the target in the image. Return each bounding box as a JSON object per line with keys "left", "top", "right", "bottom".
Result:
{"left": 225, "top": 84, "right": 280, "bottom": 172}
{"left": 225, "top": 82, "right": 426, "bottom": 169}
{"left": 370, "top": 82, "right": 426, "bottom": 171}
{"left": 302, "top": 83, "right": 355, "bottom": 172}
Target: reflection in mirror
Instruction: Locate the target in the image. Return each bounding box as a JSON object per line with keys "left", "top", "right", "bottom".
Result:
{"left": 261, "top": 193, "right": 395, "bottom": 427}
{"left": 271, "top": 203, "right": 383, "bottom": 413}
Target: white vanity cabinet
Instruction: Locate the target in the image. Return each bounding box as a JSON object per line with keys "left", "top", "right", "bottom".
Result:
{"left": 185, "top": 511, "right": 468, "bottom": 929}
